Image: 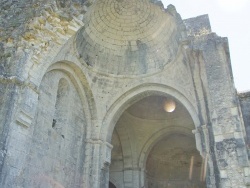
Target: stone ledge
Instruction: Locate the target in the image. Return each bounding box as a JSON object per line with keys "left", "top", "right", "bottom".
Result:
{"left": 0, "top": 75, "right": 39, "bottom": 94}
{"left": 238, "top": 91, "right": 250, "bottom": 98}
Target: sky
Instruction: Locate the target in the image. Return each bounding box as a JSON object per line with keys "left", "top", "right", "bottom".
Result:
{"left": 162, "top": 0, "right": 250, "bottom": 92}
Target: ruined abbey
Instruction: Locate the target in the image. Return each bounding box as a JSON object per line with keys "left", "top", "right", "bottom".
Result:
{"left": 1, "top": 0, "right": 250, "bottom": 187}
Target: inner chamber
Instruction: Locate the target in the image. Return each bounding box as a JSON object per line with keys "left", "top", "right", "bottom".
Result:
{"left": 109, "top": 95, "right": 206, "bottom": 188}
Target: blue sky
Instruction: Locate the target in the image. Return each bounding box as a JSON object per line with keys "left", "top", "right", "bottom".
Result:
{"left": 162, "top": 0, "right": 250, "bottom": 92}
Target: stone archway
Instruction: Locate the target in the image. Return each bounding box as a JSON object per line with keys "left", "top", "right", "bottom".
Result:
{"left": 10, "top": 61, "right": 98, "bottom": 188}
{"left": 105, "top": 86, "right": 206, "bottom": 188}
{"left": 101, "top": 84, "right": 201, "bottom": 144}
{"left": 145, "top": 133, "right": 206, "bottom": 188}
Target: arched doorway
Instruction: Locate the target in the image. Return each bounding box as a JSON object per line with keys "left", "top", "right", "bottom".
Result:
{"left": 109, "top": 95, "right": 206, "bottom": 187}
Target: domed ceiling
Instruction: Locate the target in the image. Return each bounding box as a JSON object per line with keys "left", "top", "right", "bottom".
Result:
{"left": 75, "top": 0, "right": 182, "bottom": 75}
{"left": 125, "top": 95, "right": 194, "bottom": 129}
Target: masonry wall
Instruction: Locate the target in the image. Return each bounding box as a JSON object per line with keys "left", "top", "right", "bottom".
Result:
{"left": 0, "top": 82, "right": 17, "bottom": 180}
{"left": 239, "top": 92, "right": 250, "bottom": 151}
{"left": 184, "top": 14, "right": 250, "bottom": 187}
{"left": 0, "top": 70, "right": 88, "bottom": 187}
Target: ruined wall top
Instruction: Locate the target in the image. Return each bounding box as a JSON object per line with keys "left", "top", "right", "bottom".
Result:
{"left": 183, "top": 14, "right": 212, "bottom": 37}
{"left": 0, "top": 0, "right": 225, "bottom": 79}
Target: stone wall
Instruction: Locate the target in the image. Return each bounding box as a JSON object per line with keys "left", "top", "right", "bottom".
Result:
{"left": 0, "top": 0, "right": 89, "bottom": 78}
{"left": 0, "top": 81, "right": 17, "bottom": 180}
{"left": 146, "top": 134, "right": 205, "bottom": 188}
{"left": 0, "top": 0, "right": 87, "bottom": 41}
{"left": 184, "top": 14, "right": 250, "bottom": 187}
{"left": 239, "top": 92, "right": 250, "bottom": 154}
{"left": 0, "top": 70, "right": 88, "bottom": 187}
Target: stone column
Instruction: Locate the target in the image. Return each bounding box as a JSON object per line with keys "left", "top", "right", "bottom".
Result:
{"left": 121, "top": 167, "right": 143, "bottom": 188}
{"left": 85, "top": 139, "right": 112, "bottom": 188}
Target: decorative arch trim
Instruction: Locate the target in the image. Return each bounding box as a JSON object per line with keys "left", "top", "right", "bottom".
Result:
{"left": 101, "top": 83, "right": 200, "bottom": 143}
{"left": 138, "top": 126, "right": 195, "bottom": 169}
{"left": 38, "top": 61, "right": 98, "bottom": 135}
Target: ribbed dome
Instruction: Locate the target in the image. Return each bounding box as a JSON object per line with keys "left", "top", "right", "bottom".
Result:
{"left": 75, "top": 0, "right": 182, "bottom": 75}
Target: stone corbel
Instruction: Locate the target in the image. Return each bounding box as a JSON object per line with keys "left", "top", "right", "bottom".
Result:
{"left": 0, "top": 75, "right": 22, "bottom": 85}
{"left": 16, "top": 86, "right": 39, "bottom": 128}
{"left": 0, "top": 75, "right": 39, "bottom": 92}
{"left": 16, "top": 110, "right": 33, "bottom": 128}
{"left": 0, "top": 76, "right": 40, "bottom": 128}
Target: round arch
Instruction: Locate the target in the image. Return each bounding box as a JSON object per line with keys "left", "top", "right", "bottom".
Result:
{"left": 37, "top": 61, "right": 98, "bottom": 133}
{"left": 101, "top": 83, "right": 201, "bottom": 144}
{"left": 138, "top": 126, "right": 197, "bottom": 169}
